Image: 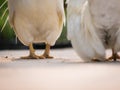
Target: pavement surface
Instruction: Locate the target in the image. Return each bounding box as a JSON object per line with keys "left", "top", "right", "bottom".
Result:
{"left": 0, "top": 48, "right": 120, "bottom": 90}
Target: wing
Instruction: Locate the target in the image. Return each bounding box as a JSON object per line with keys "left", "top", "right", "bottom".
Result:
{"left": 8, "top": 0, "right": 15, "bottom": 28}
{"left": 67, "top": 0, "right": 86, "bottom": 40}
{"left": 56, "top": 0, "right": 65, "bottom": 29}
{"left": 67, "top": 1, "right": 105, "bottom": 61}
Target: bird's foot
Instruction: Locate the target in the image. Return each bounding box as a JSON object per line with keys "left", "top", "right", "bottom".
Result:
{"left": 92, "top": 58, "right": 107, "bottom": 62}
{"left": 39, "top": 54, "right": 53, "bottom": 59}
{"left": 107, "top": 54, "right": 120, "bottom": 61}
{"left": 21, "top": 54, "right": 39, "bottom": 59}
{"left": 92, "top": 59, "right": 103, "bottom": 62}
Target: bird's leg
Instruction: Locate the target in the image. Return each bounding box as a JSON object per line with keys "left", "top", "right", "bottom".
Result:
{"left": 39, "top": 44, "right": 53, "bottom": 59}
{"left": 21, "top": 43, "right": 39, "bottom": 59}
{"left": 107, "top": 49, "right": 120, "bottom": 61}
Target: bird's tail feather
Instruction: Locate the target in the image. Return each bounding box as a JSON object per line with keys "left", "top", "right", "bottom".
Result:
{"left": 70, "top": 1, "right": 105, "bottom": 61}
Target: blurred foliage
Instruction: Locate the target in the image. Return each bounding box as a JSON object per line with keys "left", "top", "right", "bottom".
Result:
{"left": 0, "top": 0, "right": 70, "bottom": 49}
{"left": 0, "top": 0, "right": 14, "bottom": 37}
{"left": 0, "top": 0, "right": 15, "bottom": 47}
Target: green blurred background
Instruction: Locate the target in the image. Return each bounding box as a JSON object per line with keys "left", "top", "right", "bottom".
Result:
{"left": 0, "top": 0, "right": 71, "bottom": 50}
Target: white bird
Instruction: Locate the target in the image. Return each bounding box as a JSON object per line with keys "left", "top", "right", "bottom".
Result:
{"left": 67, "top": 0, "right": 120, "bottom": 62}
{"left": 6, "top": 0, "right": 65, "bottom": 59}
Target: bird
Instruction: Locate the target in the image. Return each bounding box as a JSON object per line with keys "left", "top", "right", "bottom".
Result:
{"left": 6, "top": 0, "right": 65, "bottom": 59}
{"left": 67, "top": 0, "right": 120, "bottom": 62}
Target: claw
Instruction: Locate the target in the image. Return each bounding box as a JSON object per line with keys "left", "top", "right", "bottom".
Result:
{"left": 107, "top": 49, "right": 120, "bottom": 61}
{"left": 21, "top": 54, "right": 39, "bottom": 59}
{"left": 107, "top": 53, "right": 120, "bottom": 61}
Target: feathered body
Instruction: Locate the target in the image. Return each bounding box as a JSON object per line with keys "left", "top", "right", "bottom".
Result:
{"left": 67, "top": 0, "right": 120, "bottom": 61}
{"left": 8, "top": 0, "right": 65, "bottom": 46}
{"left": 6, "top": 0, "right": 65, "bottom": 59}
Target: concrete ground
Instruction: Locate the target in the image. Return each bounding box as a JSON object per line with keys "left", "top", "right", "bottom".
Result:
{"left": 0, "top": 48, "right": 120, "bottom": 90}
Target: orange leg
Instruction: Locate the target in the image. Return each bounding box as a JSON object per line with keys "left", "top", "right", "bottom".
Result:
{"left": 21, "top": 43, "right": 40, "bottom": 59}
{"left": 39, "top": 44, "right": 53, "bottom": 59}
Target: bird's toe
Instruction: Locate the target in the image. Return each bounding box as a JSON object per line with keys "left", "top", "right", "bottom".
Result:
{"left": 107, "top": 54, "right": 120, "bottom": 61}
{"left": 21, "top": 54, "right": 39, "bottom": 59}
{"left": 39, "top": 54, "right": 53, "bottom": 59}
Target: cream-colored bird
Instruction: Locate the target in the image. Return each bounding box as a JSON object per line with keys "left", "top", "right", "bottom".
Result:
{"left": 6, "top": 0, "right": 65, "bottom": 59}
{"left": 67, "top": 0, "right": 120, "bottom": 62}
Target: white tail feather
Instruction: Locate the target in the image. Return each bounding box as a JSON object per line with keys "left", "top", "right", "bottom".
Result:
{"left": 67, "top": 1, "right": 105, "bottom": 61}
{"left": 15, "top": 36, "right": 18, "bottom": 44}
